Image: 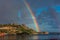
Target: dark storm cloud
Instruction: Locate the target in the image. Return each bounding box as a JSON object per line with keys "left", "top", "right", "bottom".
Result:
{"left": 27, "top": 0, "right": 60, "bottom": 14}
{"left": 55, "top": 0, "right": 60, "bottom": 4}
{"left": 0, "top": 0, "right": 19, "bottom": 24}
{"left": 0, "top": 0, "right": 34, "bottom": 24}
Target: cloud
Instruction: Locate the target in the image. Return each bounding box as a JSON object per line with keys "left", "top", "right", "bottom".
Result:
{"left": 52, "top": 5, "right": 60, "bottom": 12}
{"left": 0, "top": 0, "right": 19, "bottom": 24}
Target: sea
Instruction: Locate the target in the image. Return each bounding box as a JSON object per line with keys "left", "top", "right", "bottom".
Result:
{"left": 0, "top": 34, "right": 60, "bottom": 40}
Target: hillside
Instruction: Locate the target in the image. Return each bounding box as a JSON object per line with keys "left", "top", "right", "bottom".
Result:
{"left": 0, "top": 24, "right": 36, "bottom": 34}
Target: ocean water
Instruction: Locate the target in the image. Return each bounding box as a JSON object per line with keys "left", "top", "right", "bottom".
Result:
{"left": 32, "top": 34, "right": 60, "bottom": 40}
{"left": 0, "top": 34, "right": 60, "bottom": 40}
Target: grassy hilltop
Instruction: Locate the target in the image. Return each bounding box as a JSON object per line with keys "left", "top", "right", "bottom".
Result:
{"left": 0, "top": 23, "right": 36, "bottom": 34}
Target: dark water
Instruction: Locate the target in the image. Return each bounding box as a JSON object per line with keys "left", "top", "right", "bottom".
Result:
{"left": 32, "top": 34, "right": 60, "bottom": 40}
{"left": 0, "top": 34, "right": 60, "bottom": 40}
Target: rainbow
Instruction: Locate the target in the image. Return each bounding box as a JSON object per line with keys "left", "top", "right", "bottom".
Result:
{"left": 23, "top": 0, "right": 40, "bottom": 32}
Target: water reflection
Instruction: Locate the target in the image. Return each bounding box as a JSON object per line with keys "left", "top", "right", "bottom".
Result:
{"left": 0, "top": 34, "right": 31, "bottom": 40}
{"left": 0, "top": 34, "right": 60, "bottom": 40}
{"left": 16, "top": 34, "right": 31, "bottom": 40}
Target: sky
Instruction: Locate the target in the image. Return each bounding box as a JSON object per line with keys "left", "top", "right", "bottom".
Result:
{"left": 0, "top": 0, "right": 60, "bottom": 32}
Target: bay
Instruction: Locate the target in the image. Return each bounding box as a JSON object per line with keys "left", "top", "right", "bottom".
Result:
{"left": 0, "top": 34, "right": 60, "bottom": 40}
